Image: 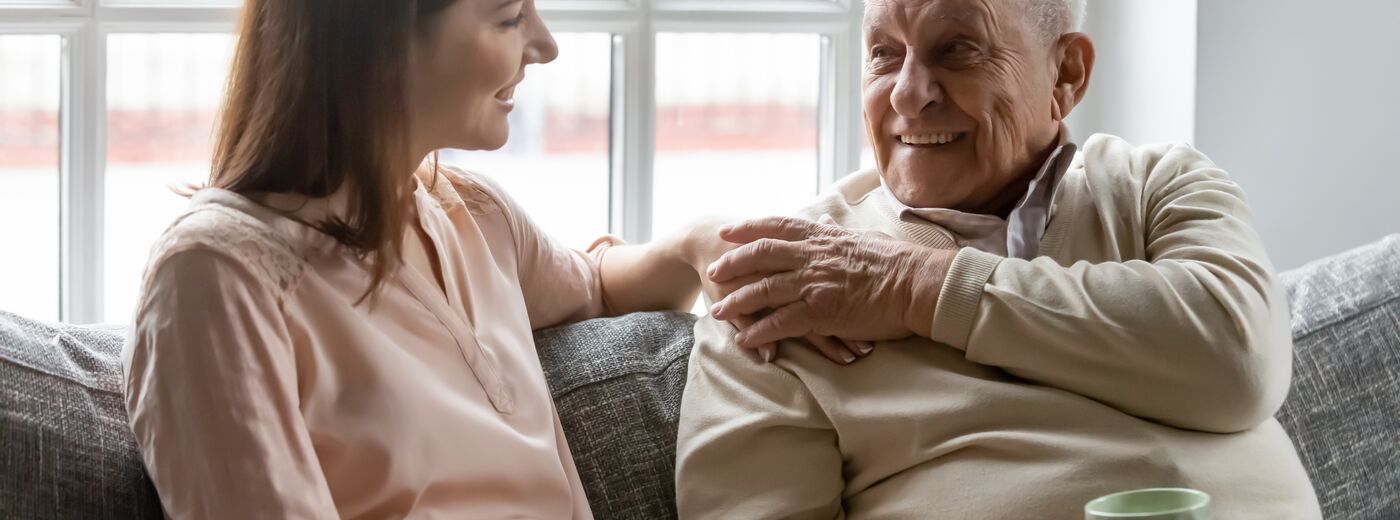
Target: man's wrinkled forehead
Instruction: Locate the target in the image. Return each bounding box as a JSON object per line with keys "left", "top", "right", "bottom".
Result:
{"left": 865, "top": 0, "right": 1000, "bottom": 38}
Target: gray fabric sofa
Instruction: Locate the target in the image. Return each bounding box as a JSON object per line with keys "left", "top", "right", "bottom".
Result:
{"left": 2, "top": 235, "right": 1397, "bottom": 519}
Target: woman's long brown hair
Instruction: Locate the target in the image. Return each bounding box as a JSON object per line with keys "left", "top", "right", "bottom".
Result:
{"left": 211, "top": 0, "right": 456, "bottom": 301}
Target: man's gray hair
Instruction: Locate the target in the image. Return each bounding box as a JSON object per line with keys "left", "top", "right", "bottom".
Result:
{"left": 1019, "top": 0, "right": 1087, "bottom": 42}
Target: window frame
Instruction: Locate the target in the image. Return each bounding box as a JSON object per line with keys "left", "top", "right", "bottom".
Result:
{"left": 0, "top": 0, "right": 867, "bottom": 324}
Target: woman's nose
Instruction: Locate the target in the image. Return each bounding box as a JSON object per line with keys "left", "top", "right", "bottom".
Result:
{"left": 526, "top": 14, "right": 559, "bottom": 65}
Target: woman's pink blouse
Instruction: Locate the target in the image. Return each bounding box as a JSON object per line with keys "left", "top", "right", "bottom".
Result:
{"left": 122, "top": 167, "right": 608, "bottom": 519}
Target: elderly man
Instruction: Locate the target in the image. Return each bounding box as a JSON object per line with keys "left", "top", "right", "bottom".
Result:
{"left": 674, "top": 0, "right": 1321, "bottom": 518}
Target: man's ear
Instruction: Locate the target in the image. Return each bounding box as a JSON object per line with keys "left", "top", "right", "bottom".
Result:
{"left": 1050, "top": 32, "right": 1095, "bottom": 122}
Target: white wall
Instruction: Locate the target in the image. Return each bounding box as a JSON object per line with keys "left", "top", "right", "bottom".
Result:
{"left": 1196, "top": 0, "right": 1400, "bottom": 270}
{"left": 1067, "top": 0, "right": 1198, "bottom": 146}
{"left": 1068, "top": 0, "right": 1398, "bottom": 269}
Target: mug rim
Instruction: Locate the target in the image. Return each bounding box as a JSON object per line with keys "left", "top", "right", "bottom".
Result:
{"left": 1084, "top": 488, "right": 1212, "bottom": 518}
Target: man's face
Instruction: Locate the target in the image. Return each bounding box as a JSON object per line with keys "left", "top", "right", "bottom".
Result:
{"left": 864, "top": 0, "right": 1063, "bottom": 213}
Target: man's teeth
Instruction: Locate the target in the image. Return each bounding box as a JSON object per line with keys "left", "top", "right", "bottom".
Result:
{"left": 901, "top": 133, "right": 963, "bottom": 145}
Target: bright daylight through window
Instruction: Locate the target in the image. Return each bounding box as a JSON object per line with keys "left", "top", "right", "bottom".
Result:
{"left": 0, "top": 0, "right": 866, "bottom": 324}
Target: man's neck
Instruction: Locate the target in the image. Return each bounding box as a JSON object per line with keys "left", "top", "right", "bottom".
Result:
{"left": 985, "top": 139, "right": 1062, "bottom": 218}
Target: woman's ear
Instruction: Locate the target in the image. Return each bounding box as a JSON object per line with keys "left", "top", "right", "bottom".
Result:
{"left": 1051, "top": 32, "right": 1095, "bottom": 122}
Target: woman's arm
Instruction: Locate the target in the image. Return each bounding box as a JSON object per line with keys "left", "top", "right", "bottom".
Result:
{"left": 450, "top": 167, "right": 728, "bottom": 326}
{"left": 596, "top": 217, "right": 731, "bottom": 315}
{"left": 124, "top": 249, "right": 339, "bottom": 519}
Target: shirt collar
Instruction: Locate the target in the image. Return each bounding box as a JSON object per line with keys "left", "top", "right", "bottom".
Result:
{"left": 880, "top": 124, "right": 1077, "bottom": 254}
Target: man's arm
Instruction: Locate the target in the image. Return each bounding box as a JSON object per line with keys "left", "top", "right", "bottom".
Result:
{"left": 929, "top": 144, "right": 1292, "bottom": 434}
{"left": 675, "top": 318, "right": 847, "bottom": 520}
{"left": 708, "top": 143, "right": 1291, "bottom": 434}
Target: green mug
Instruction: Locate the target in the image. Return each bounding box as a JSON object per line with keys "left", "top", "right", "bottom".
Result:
{"left": 1084, "top": 488, "right": 1211, "bottom": 520}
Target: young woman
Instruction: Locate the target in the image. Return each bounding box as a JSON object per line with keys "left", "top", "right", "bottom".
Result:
{"left": 121, "top": 0, "right": 716, "bottom": 517}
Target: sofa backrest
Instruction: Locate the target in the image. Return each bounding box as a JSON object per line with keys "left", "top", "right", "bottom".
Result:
{"left": 0, "top": 235, "right": 1396, "bottom": 519}
{"left": 0, "top": 315, "right": 163, "bottom": 519}
{"left": 1276, "top": 234, "right": 1400, "bottom": 519}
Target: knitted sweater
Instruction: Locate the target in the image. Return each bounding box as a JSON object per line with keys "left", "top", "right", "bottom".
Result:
{"left": 675, "top": 134, "right": 1320, "bottom": 519}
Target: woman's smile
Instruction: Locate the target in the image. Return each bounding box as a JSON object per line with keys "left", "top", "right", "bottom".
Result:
{"left": 495, "top": 82, "right": 518, "bottom": 111}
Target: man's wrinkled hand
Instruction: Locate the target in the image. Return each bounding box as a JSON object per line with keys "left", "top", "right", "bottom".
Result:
{"left": 706, "top": 216, "right": 956, "bottom": 350}
{"left": 682, "top": 217, "right": 875, "bottom": 365}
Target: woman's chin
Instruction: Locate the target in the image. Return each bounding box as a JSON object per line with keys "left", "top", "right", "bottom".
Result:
{"left": 455, "top": 129, "right": 510, "bottom": 152}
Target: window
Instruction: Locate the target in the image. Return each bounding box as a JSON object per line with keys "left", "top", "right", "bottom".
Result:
{"left": 0, "top": 0, "right": 866, "bottom": 324}
{"left": 104, "top": 33, "right": 235, "bottom": 321}
{"left": 0, "top": 34, "right": 60, "bottom": 322}
{"left": 861, "top": 132, "right": 878, "bottom": 171}
{"left": 442, "top": 32, "right": 612, "bottom": 251}
{"left": 652, "top": 32, "right": 821, "bottom": 236}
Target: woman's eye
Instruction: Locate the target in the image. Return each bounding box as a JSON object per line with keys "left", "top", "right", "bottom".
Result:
{"left": 502, "top": 12, "right": 527, "bottom": 28}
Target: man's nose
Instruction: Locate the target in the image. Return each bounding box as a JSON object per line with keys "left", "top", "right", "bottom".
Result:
{"left": 889, "top": 51, "right": 943, "bottom": 119}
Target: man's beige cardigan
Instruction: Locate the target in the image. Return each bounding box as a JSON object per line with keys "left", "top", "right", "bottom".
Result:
{"left": 675, "top": 135, "right": 1321, "bottom": 519}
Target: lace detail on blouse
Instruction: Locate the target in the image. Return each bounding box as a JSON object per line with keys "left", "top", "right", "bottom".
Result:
{"left": 425, "top": 166, "right": 503, "bottom": 217}
{"left": 139, "top": 202, "right": 307, "bottom": 302}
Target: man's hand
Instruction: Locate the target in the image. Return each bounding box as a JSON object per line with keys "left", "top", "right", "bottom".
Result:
{"left": 679, "top": 217, "right": 874, "bottom": 365}
{"left": 707, "top": 216, "right": 957, "bottom": 349}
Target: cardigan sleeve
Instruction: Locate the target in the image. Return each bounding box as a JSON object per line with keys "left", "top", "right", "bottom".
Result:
{"left": 675, "top": 318, "right": 848, "bottom": 520}
{"left": 930, "top": 142, "right": 1293, "bottom": 434}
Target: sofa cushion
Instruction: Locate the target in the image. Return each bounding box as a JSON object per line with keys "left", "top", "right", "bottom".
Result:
{"left": 535, "top": 311, "right": 697, "bottom": 520}
{"left": 1, "top": 234, "right": 1396, "bottom": 520}
{"left": 0, "top": 312, "right": 163, "bottom": 520}
{"left": 1277, "top": 234, "right": 1400, "bottom": 520}
{"left": 0, "top": 309, "right": 696, "bottom": 519}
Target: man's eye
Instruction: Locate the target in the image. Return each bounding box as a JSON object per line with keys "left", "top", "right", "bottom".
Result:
{"left": 870, "top": 46, "right": 894, "bottom": 59}
{"left": 944, "top": 41, "right": 978, "bottom": 56}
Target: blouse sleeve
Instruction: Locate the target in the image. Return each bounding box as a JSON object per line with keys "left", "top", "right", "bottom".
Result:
{"left": 461, "top": 170, "right": 614, "bottom": 330}
{"left": 122, "top": 249, "right": 339, "bottom": 519}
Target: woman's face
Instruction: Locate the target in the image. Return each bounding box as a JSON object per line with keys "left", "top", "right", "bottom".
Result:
{"left": 411, "top": 0, "right": 557, "bottom": 153}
